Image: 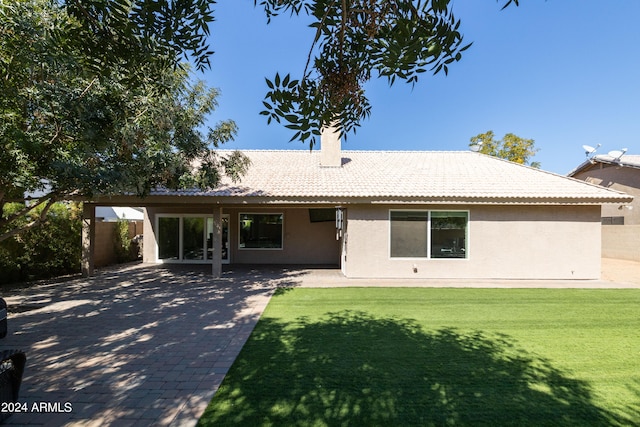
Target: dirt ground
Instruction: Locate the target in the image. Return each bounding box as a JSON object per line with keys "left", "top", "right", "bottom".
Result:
{"left": 601, "top": 257, "right": 640, "bottom": 286}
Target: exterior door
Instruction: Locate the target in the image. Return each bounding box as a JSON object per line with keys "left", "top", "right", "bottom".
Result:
{"left": 157, "top": 214, "right": 229, "bottom": 264}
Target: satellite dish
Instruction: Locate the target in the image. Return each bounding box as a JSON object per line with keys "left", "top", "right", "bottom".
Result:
{"left": 582, "top": 144, "right": 600, "bottom": 157}
{"left": 608, "top": 148, "right": 627, "bottom": 161}
{"left": 470, "top": 144, "right": 482, "bottom": 152}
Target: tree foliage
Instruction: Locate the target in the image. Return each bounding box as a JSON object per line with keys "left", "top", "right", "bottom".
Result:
{"left": 257, "top": 0, "right": 519, "bottom": 147}
{"left": 63, "top": 0, "right": 216, "bottom": 73}
{"left": 54, "top": 0, "right": 519, "bottom": 147}
{"left": 470, "top": 130, "right": 540, "bottom": 168}
{"left": 0, "top": 202, "right": 82, "bottom": 285}
{"left": 0, "top": 0, "right": 249, "bottom": 242}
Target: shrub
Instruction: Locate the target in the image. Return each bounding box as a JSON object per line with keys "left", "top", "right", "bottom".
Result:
{"left": 0, "top": 202, "right": 82, "bottom": 285}
{"left": 113, "top": 218, "right": 133, "bottom": 263}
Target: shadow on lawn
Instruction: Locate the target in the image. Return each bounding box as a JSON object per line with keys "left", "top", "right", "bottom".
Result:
{"left": 625, "top": 380, "right": 640, "bottom": 423}
{"left": 200, "top": 310, "right": 627, "bottom": 426}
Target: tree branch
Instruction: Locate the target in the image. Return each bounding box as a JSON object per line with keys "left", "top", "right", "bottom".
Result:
{"left": 304, "top": 0, "right": 338, "bottom": 77}
{"left": 48, "top": 125, "right": 62, "bottom": 146}
{"left": 339, "top": 0, "right": 347, "bottom": 64}
{"left": 1, "top": 197, "right": 47, "bottom": 225}
{"left": 79, "top": 77, "right": 98, "bottom": 99}
{"left": 4, "top": 55, "right": 14, "bottom": 81}
{"left": 0, "top": 195, "right": 57, "bottom": 243}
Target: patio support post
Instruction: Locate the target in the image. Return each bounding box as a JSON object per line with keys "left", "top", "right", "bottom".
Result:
{"left": 81, "top": 202, "right": 96, "bottom": 277}
{"left": 211, "top": 206, "right": 222, "bottom": 278}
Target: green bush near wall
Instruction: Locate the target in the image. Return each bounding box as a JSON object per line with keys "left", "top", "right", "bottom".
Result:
{"left": 0, "top": 202, "right": 82, "bottom": 285}
{"left": 113, "top": 219, "right": 131, "bottom": 263}
{"left": 113, "top": 218, "right": 136, "bottom": 263}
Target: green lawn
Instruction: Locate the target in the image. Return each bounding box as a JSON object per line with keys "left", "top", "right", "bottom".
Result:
{"left": 198, "top": 288, "right": 640, "bottom": 426}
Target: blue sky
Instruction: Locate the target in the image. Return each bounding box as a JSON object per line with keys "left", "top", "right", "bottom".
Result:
{"left": 202, "top": 1, "right": 640, "bottom": 175}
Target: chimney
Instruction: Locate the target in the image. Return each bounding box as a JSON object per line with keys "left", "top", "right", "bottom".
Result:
{"left": 320, "top": 124, "right": 342, "bottom": 167}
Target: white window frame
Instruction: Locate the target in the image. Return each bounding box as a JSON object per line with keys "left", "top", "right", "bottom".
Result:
{"left": 388, "top": 209, "right": 470, "bottom": 260}
{"left": 238, "top": 212, "right": 284, "bottom": 251}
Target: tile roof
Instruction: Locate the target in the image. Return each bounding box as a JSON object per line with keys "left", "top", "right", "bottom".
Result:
{"left": 152, "top": 150, "right": 632, "bottom": 204}
{"left": 595, "top": 154, "right": 640, "bottom": 168}
{"left": 568, "top": 154, "right": 640, "bottom": 176}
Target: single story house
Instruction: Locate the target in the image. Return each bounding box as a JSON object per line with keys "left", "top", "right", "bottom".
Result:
{"left": 83, "top": 130, "right": 632, "bottom": 279}
{"left": 568, "top": 153, "right": 640, "bottom": 261}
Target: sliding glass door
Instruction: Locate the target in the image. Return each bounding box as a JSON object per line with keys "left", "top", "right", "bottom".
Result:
{"left": 158, "top": 217, "right": 180, "bottom": 260}
{"left": 157, "top": 215, "right": 229, "bottom": 263}
{"left": 183, "top": 217, "right": 205, "bottom": 260}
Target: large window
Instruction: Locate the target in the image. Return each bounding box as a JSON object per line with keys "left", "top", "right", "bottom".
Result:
{"left": 390, "top": 210, "right": 468, "bottom": 259}
{"left": 239, "top": 213, "right": 283, "bottom": 249}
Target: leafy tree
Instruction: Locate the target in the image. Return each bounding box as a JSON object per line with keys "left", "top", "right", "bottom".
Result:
{"left": 470, "top": 131, "right": 541, "bottom": 168}
{"left": 257, "top": 0, "right": 519, "bottom": 146}
{"left": 61, "top": 0, "right": 518, "bottom": 147}
{"left": 0, "top": 0, "right": 249, "bottom": 242}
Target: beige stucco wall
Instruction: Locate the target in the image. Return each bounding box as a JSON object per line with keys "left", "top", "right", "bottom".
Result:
{"left": 570, "top": 165, "right": 638, "bottom": 261}
{"left": 143, "top": 203, "right": 603, "bottom": 279}
{"left": 571, "top": 165, "right": 640, "bottom": 224}
{"left": 142, "top": 208, "right": 156, "bottom": 263}
{"left": 143, "top": 206, "right": 340, "bottom": 265}
{"left": 343, "top": 204, "right": 602, "bottom": 279}
{"left": 225, "top": 207, "right": 339, "bottom": 265}
{"left": 601, "top": 225, "right": 640, "bottom": 261}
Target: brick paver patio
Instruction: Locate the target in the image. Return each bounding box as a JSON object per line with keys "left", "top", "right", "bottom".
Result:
{"left": 0, "top": 264, "right": 290, "bottom": 426}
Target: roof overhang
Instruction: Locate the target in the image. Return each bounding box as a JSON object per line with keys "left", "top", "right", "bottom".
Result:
{"left": 85, "top": 193, "right": 633, "bottom": 207}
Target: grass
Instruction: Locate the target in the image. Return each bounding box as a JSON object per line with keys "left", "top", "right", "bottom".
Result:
{"left": 198, "top": 288, "right": 640, "bottom": 426}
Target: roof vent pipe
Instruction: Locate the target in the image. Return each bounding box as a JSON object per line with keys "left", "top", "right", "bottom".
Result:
{"left": 320, "top": 124, "right": 342, "bottom": 167}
